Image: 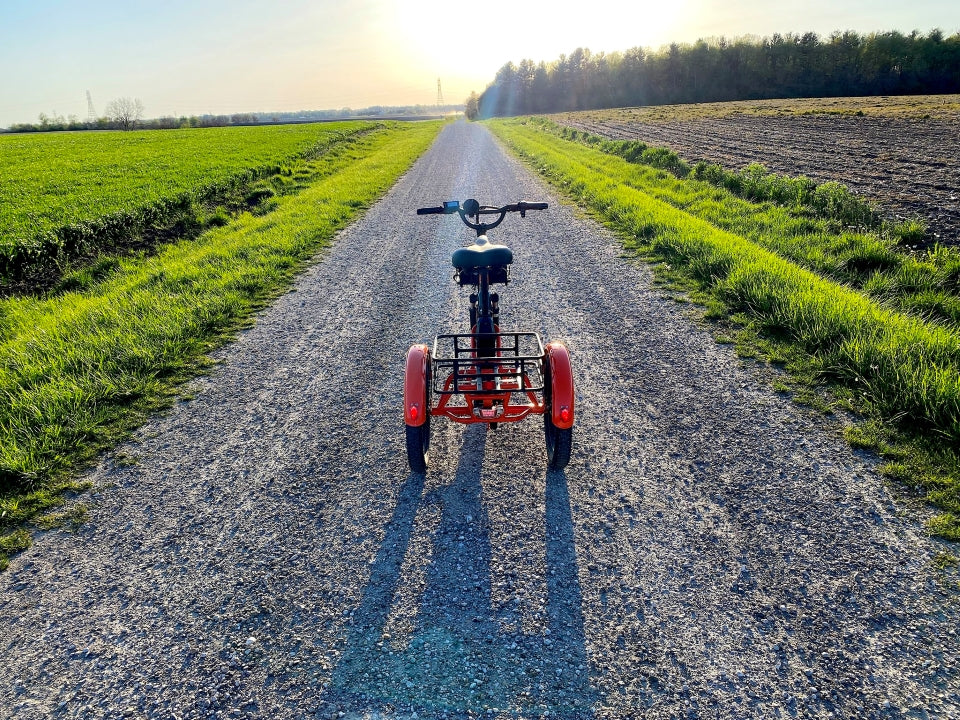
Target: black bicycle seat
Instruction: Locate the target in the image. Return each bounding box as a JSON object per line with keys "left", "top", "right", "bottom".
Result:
{"left": 452, "top": 236, "right": 513, "bottom": 271}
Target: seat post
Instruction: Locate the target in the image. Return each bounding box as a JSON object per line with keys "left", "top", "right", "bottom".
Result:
{"left": 477, "top": 270, "right": 492, "bottom": 325}
{"left": 475, "top": 269, "right": 497, "bottom": 357}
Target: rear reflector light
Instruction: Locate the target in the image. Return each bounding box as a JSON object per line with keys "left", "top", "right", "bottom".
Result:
{"left": 560, "top": 407, "right": 570, "bottom": 423}
{"left": 474, "top": 406, "right": 503, "bottom": 420}
{"left": 409, "top": 404, "right": 419, "bottom": 421}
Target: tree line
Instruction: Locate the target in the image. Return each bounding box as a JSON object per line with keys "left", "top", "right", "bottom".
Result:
{"left": 5, "top": 102, "right": 462, "bottom": 133}
{"left": 7, "top": 112, "right": 266, "bottom": 134}
{"left": 472, "top": 29, "right": 960, "bottom": 118}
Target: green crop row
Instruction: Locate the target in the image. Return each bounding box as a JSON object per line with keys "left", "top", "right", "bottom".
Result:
{"left": 0, "top": 122, "right": 376, "bottom": 286}
{"left": 0, "top": 120, "right": 442, "bottom": 569}
{"left": 534, "top": 118, "right": 960, "bottom": 330}
{"left": 489, "top": 117, "right": 960, "bottom": 538}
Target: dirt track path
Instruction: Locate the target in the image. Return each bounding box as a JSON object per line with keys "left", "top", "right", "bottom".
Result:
{"left": 1, "top": 121, "right": 958, "bottom": 719}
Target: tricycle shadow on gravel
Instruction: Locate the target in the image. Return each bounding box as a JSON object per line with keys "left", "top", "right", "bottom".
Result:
{"left": 322, "top": 424, "right": 598, "bottom": 717}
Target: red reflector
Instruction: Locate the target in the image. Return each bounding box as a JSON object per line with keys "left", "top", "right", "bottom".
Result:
{"left": 560, "top": 407, "right": 570, "bottom": 423}
{"left": 409, "top": 405, "right": 419, "bottom": 421}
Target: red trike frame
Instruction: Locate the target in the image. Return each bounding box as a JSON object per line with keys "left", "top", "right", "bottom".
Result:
{"left": 406, "top": 198, "right": 574, "bottom": 471}
{"left": 404, "top": 333, "right": 573, "bottom": 428}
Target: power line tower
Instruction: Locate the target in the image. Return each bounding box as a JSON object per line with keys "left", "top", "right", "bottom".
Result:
{"left": 436, "top": 78, "right": 444, "bottom": 107}
{"left": 86, "top": 90, "right": 97, "bottom": 121}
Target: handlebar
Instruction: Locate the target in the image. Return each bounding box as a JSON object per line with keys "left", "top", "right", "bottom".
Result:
{"left": 416, "top": 199, "right": 548, "bottom": 235}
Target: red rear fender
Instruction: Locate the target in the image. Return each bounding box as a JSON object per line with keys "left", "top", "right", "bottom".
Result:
{"left": 545, "top": 342, "right": 574, "bottom": 429}
{"left": 404, "top": 344, "right": 431, "bottom": 426}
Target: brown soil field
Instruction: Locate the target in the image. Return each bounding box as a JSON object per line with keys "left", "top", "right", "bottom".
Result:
{"left": 553, "top": 95, "right": 960, "bottom": 247}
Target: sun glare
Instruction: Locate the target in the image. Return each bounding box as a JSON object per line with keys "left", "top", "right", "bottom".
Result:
{"left": 388, "top": 0, "right": 690, "bottom": 96}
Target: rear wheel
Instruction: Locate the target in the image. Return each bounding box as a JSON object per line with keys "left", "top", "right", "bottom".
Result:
{"left": 543, "top": 359, "right": 573, "bottom": 470}
{"left": 545, "top": 414, "right": 572, "bottom": 470}
{"left": 406, "top": 416, "right": 430, "bottom": 473}
{"left": 405, "top": 351, "right": 431, "bottom": 473}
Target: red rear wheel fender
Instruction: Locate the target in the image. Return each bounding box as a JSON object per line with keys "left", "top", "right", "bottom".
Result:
{"left": 545, "top": 342, "right": 574, "bottom": 429}
{"left": 404, "top": 344, "right": 431, "bottom": 426}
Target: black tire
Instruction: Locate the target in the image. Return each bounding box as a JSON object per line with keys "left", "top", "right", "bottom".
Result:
{"left": 406, "top": 362, "right": 431, "bottom": 473}
{"left": 543, "top": 360, "right": 573, "bottom": 470}
{"left": 545, "top": 413, "right": 572, "bottom": 470}
{"left": 406, "top": 419, "right": 430, "bottom": 473}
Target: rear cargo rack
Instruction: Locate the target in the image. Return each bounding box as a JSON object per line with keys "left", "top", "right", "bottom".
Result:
{"left": 432, "top": 332, "right": 544, "bottom": 396}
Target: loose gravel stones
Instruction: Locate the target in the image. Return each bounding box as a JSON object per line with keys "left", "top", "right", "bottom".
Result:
{"left": 0, "top": 121, "right": 958, "bottom": 719}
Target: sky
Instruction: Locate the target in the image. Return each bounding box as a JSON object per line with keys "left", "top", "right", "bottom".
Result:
{"left": 1, "top": 0, "right": 958, "bottom": 128}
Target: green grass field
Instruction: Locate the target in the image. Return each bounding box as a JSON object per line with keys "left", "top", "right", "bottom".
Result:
{"left": 0, "top": 122, "right": 376, "bottom": 285}
{"left": 0, "top": 120, "right": 442, "bottom": 569}
{"left": 489, "top": 117, "right": 960, "bottom": 539}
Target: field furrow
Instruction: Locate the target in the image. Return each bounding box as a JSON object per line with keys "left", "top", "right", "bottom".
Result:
{"left": 557, "top": 107, "right": 960, "bottom": 246}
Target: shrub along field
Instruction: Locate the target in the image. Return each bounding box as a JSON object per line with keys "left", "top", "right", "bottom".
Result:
{"left": 0, "top": 122, "right": 377, "bottom": 289}
{"left": 0, "top": 120, "right": 442, "bottom": 568}
{"left": 489, "top": 117, "right": 960, "bottom": 539}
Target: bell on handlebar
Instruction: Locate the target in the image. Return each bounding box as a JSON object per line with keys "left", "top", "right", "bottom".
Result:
{"left": 462, "top": 199, "right": 480, "bottom": 218}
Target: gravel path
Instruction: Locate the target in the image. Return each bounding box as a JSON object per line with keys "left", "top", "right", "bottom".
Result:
{"left": 2, "top": 121, "right": 959, "bottom": 719}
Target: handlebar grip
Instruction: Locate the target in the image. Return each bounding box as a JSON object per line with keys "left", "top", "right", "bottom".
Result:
{"left": 519, "top": 202, "right": 548, "bottom": 210}
{"left": 416, "top": 206, "right": 444, "bottom": 215}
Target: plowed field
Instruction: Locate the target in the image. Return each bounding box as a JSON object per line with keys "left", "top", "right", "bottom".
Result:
{"left": 556, "top": 99, "right": 960, "bottom": 247}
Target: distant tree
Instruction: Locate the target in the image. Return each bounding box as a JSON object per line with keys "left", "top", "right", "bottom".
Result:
{"left": 476, "top": 29, "right": 960, "bottom": 117}
{"left": 105, "top": 97, "right": 145, "bottom": 130}
{"left": 465, "top": 92, "right": 479, "bottom": 120}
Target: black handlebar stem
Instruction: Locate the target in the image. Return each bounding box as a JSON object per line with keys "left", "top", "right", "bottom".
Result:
{"left": 415, "top": 199, "right": 548, "bottom": 236}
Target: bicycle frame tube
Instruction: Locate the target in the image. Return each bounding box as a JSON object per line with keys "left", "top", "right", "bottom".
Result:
{"left": 477, "top": 270, "right": 491, "bottom": 322}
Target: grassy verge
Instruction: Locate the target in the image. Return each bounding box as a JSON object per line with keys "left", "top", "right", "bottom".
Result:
{"left": 489, "top": 117, "right": 960, "bottom": 539}
{"left": 0, "top": 121, "right": 442, "bottom": 569}
{"left": 0, "top": 122, "right": 378, "bottom": 292}
{"left": 534, "top": 118, "right": 960, "bottom": 329}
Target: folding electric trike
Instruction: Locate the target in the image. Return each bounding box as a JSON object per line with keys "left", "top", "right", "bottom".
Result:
{"left": 404, "top": 199, "right": 574, "bottom": 472}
